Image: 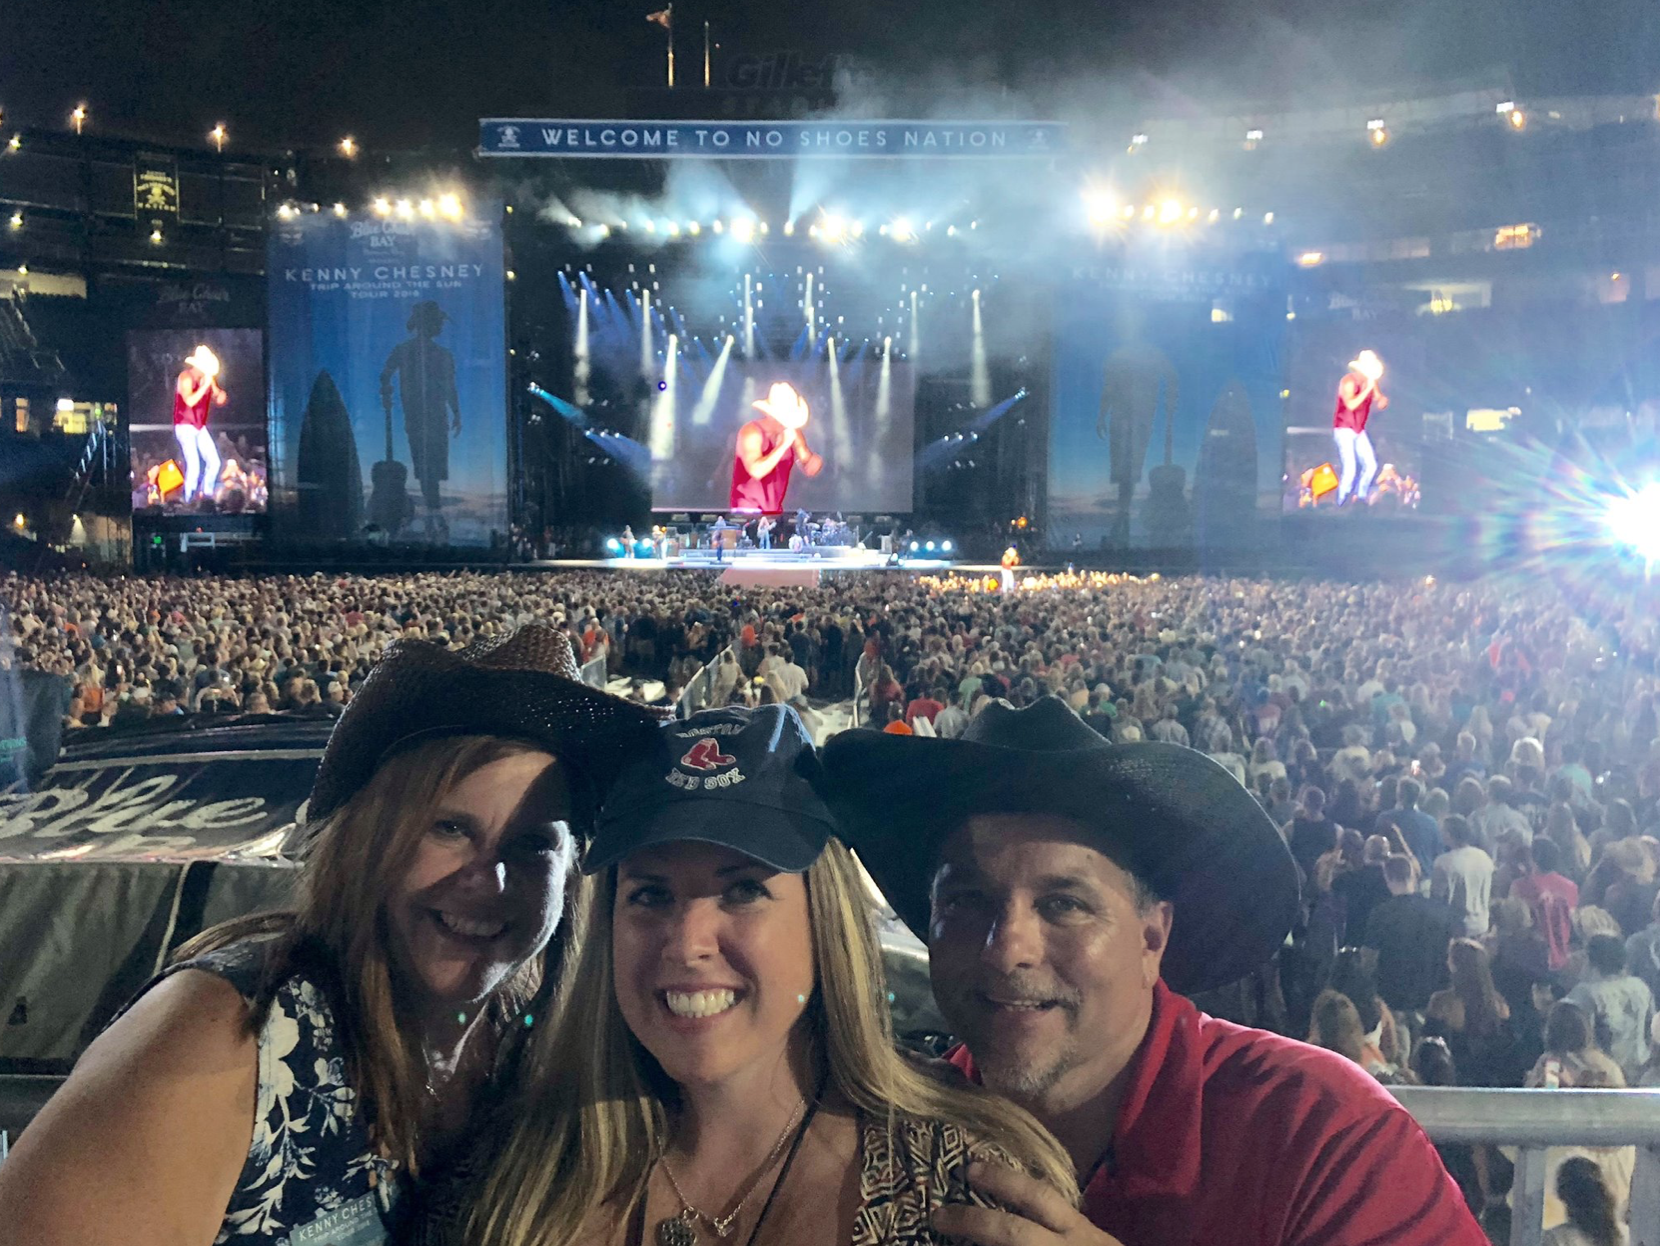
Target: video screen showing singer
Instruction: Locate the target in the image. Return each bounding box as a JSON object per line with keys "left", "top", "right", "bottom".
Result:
{"left": 729, "top": 382, "right": 824, "bottom": 514}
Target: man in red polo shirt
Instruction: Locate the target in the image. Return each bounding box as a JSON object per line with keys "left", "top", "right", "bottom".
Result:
{"left": 821, "top": 697, "right": 1486, "bottom": 1245}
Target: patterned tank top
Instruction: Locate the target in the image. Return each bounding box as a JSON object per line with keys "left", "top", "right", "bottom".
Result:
{"left": 125, "top": 941, "right": 406, "bottom": 1245}
{"left": 411, "top": 1108, "right": 1014, "bottom": 1244}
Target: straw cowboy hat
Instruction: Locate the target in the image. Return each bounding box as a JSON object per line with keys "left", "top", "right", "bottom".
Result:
{"left": 752, "top": 381, "right": 810, "bottom": 428}
{"left": 305, "top": 622, "right": 669, "bottom": 830}
{"left": 818, "top": 696, "right": 1299, "bottom": 993}
{"left": 1347, "top": 350, "right": 1384, "bottom": 382}
{"left": 185, "top": 346, "right": 221, "bottom": 377}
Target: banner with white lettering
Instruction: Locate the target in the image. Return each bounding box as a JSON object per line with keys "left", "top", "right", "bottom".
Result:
{"left": 479, "top": 119, "right": 1065, "bottom": 159}
{"left": 267, "top": 208, "right": 508, "bottom": 547}
{"left": 0, "top": 754, "right": 317, "bottom": 860}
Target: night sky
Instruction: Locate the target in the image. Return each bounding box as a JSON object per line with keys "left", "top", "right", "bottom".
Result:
{"left": 0, "top": 0, "right": 1655, "bottom": 154}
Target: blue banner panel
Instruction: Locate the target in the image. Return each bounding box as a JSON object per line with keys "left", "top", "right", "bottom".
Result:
{"left": 479, "top": 119, "right": 1065, "bottom": 159}
{"left": 267, "top": 210, "right": 507, "bottom": 547}
{"left": 1047, "top": 261, "right": 1286, "bottom": 550}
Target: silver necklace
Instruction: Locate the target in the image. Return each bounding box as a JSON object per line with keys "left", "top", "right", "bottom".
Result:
{"left": 654, "top": 1097, "right": 806, "bottom": 1246}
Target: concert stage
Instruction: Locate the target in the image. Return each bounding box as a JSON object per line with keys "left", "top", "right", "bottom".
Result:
{"left": 527, "top": 545, "right": 973, "bottom": 586}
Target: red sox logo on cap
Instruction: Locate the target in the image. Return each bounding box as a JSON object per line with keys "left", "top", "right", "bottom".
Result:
{"left": 680, "top": 738, "right": 736, "bottom": 772}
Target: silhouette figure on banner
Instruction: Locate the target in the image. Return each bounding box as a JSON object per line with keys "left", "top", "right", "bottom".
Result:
{"left": 296, "top": 370, "right": 364, "bottom": 540}
{"left": 380, "top": 301, "right": 460, "bottom": 543}
{"left": 1194, "top": 378, "right": 1260, "bottom": 542}
{"left": 1096, "top": 342, "right": 1180, "bottom": 545}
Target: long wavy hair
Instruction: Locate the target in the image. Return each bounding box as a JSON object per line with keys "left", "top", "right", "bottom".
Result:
{"left": 1555, "top": 1156, "right": 1620, "bottom": 1246}
{"left": 469, "top": 837, "right": 1078, "bottom": 1246}
{"left": 1447, "top": 939, "right": 1505, "bottom": 1039}
{"left": 175, "top": 734, "right": 591, "bottom": 1174}
{"left": 1308, "top": 989, "right": 1370, "bottom": 1065}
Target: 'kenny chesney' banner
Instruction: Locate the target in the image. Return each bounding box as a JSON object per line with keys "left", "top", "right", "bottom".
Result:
{"left": 479, "top": 119, "right": 1066, "bottom": 159}
{"left": 267, "top": 208, "right": 508, "bottom": 547}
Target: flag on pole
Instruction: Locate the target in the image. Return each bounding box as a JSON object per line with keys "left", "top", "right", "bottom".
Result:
{"left": 646, "top": 6, "right": 671, "bottom": 27}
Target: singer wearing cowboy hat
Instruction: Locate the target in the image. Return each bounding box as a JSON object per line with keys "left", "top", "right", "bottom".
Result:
{"left": 819, "top": 697, "right": 1486, "bottom": 1246}
{"left": 730, "top": 381, "right": 824, "bottom": 515}
{"left": 1334, "top": 349, "right": 1389, "bottom": 507}
{"left": 174, "top": 345, "right": 228, "bottom": 507}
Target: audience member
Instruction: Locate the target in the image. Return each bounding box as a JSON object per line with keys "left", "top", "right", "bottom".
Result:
{"left": 1432, "top": 814, "right": 1495, "bottom": 939}
{"left": 1564, "top": 934, "right": 1655, "bottom": 1084}
{"left": 1366, "top": 854, "right": 1460, "bottom": 1019}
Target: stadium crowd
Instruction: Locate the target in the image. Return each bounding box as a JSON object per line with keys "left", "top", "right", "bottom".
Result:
{"left": 6, "top": 565, "right": 1660, "bottom": 1227}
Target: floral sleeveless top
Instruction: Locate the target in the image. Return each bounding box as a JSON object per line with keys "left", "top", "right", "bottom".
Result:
{"left": 128, "top": 941, "right": 405, "bottom": 1245}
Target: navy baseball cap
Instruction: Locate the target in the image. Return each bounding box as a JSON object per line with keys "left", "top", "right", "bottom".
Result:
{"left": 585, "top": 704, "right": 834, "bottom": 875}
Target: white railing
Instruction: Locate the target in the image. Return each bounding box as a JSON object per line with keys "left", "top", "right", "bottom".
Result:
{"left": 1389, "top": 1086, "right": 1660, "bottom": 1246}
{"left": 578, "top": 654, "right": 608, "bottom": 689}
{"left": 4, "top": 1077, "right": 1655, "bottom": 1245}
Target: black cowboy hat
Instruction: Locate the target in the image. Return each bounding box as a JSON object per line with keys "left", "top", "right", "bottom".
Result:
{"left": 304, "top": 622, "right": 670, "bottom": 830}
{"left": 817, "top": 696, "right": 1298, "bottom": 994}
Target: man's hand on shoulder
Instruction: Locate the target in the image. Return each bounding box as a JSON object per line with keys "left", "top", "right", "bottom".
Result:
{"left": 932, "top": 1161, "right": 1126, "bottom": 1246}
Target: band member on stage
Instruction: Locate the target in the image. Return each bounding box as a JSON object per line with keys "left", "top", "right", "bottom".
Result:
{"left": 174, "top": 346, "right": 228, "bottom": 507}
{"left": 709, "top": 514, "right": 731, "bottom": 563}
{"left": 380, "top": 301, "right": 460, "bottom": 540}
{"left": 757, "top": 514, "right": 776, "bottom": 550}
{"left": 729, "top": 381, "right": 823, "bottom": 514}
{"left": 1334, "top": 349, "right": 1389, "bottom": 506}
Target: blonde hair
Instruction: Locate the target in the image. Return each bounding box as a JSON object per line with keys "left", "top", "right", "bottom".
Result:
{"left": 470, "top": 838, "right": 1078, "bottom": 1245}
{"left": 1309, "top": 989, "right": 1370, "bottom": 1065}
{"left": 176, "top": 734, "right": 588, "bottom": 1174}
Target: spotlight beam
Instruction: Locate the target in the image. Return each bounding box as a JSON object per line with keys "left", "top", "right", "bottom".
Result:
{"left": 649, "top": 333, "right": 679, "bottom": 462}
{"left": 743, "top": 273, "right": 755, "bottom": 358}
{"left": 689, "top": 334, "right": 734, "bottom": 427}
{"left": 970, "top": 291, "right": 991, "bottom": 408}
{"left": 828, "top": 336, "right": 853, "bottom": 476}
{"left": 574, "top": 288, "right": 591, "bottom": 407}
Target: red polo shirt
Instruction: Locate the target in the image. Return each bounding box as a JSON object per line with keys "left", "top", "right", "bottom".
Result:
{"left": 947, "top": 981, "right": 1485, "bottom": 1244}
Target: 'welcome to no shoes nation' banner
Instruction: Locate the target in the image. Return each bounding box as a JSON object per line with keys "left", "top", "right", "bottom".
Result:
{"left": 479, "top": 119, "right": 1066, "bottom": 159}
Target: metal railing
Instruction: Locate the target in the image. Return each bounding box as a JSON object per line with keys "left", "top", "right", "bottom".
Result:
{"left": 3, "top": 1075, "right": 1655, "bottom": 1244}
{"left": 1390, "top": 1086, "right": 1660, "bottom": 1246}
{"left": 578, "top": 654, "right": 608, "bottom": 689}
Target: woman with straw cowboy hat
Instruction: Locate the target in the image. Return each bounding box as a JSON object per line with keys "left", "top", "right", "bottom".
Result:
{"left": 0, "top": 623, "right": 666, "bottom": 1246}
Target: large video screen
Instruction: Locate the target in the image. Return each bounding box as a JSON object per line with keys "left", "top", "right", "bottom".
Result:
{"left": 128, "top": 329, "right": 267, "bottom": 515}
{"left": 1283, "top": 326, "right": 1425, "bottom": 515}
{"left": 648, "top": 357, "right": 915, "bottom": 514}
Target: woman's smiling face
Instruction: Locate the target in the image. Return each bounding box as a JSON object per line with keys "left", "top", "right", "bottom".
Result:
{"left": 612, "top": 840, "right": 815, "bottom": 1089}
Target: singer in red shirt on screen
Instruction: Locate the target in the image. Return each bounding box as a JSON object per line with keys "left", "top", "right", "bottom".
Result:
{"left": 174, "top": 345, "right": 229, "bottom": 507}
{"left": 729, "top": 381, "right": 824, "bottom": 514}
{"left": 1333, "top": 348, "right": 1389, "bottom": 506}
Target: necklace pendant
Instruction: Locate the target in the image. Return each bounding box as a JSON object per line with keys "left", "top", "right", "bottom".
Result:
{"left": 656, "top": 1213, "right": 700, "bottom": 1246}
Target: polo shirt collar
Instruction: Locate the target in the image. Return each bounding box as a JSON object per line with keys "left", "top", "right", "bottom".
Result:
{"left": 946, "top": 979, "right": 1203, "bottom": 1205}
{"left": 1083, "top": 979, "right": 1202, "bottom": 1208}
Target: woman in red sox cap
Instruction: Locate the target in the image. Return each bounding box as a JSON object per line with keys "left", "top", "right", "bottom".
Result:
{"left": 432, "top": 704, "right": 1077, "bottom": 1246}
